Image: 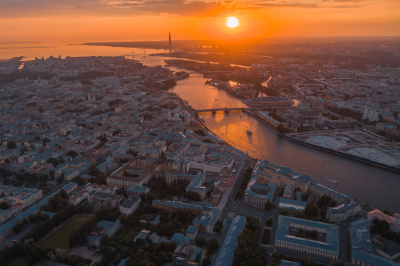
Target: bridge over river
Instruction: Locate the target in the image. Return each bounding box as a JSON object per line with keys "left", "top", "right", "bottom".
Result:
{"left": 194, "top": 107, "right": 253, "bottom": 114}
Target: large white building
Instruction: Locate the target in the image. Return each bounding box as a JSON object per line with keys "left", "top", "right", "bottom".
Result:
{"left": 106, "top": 162, "right": 151, "bottom": 188}
{"left": 69, "top": 189, "right": 89, "bottom": 205}
{"left": 326, "top": 200, "right": 361, "bottom": 223}
{"left": 119, "top": 196, "right": 141, "bottom": 216}
{"left": 275, "top": 215, "right": 340, "bottom": 260}
{"left": 86, "top": 183, "right": 117, "bottom": 194}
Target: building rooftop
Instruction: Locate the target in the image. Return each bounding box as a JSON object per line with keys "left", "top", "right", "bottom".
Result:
{"left": 328, "top": 201, "right": 358, "bottom": 214}
{"left": 152, "top": 200, "right": 203, "bottom": 211}
{"left": 186, "top": 225, "right": 198, "bottom": 235}
{"left": 350, "top": 218, "right": 397, "bottom": 266}
{"left": 377, "top": 241, "right": 400, "bottom": 258}
{"left": 63, "top": 182, "right": 77, "bottom": 192}
{"left": 215, "top": 215, "right": 246, "bottom": 266}
{"left": 279, "top": 197, "right": 307, "bottom": 211}
{"left": 127, "top": 185, "right": 150, "bottom": 194}
{"left": 120, "top": 196, "right": 140, "bottom": 208}
{"left": 193, "top": 207, "right": 221, "bottom": 227}
{"left": 275, "top": 215, "right": 339, "bottom": 253}
{"left": 171, "top": 233, "right": 190, "bottom": 244}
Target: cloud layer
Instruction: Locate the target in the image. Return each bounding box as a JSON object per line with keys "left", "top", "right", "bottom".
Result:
{"left": 0, "top": 0, "right": 366, "bottom": 18}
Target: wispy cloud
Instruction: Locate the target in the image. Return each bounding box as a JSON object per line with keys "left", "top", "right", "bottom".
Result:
{"left": 106, "top": 0, "right": 229, "bottom": 16}
{"left": 254, "top": 0, "right": 361, "bottom": 8}
{"left": 0, "top": 0, "right": 370, "bottom": 18}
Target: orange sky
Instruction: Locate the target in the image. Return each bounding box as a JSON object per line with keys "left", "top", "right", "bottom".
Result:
{"left": 0, "top": 0, "right": 399, "bottom": 43}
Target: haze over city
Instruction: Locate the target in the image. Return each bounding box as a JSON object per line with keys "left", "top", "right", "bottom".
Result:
{"left": 0, "top": 0, "right": 400, "bottom": 266}
{"left": 1, "top": 0, "right": 400, "bottom": 43}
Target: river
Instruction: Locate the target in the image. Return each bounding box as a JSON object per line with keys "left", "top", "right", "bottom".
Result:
{"left": 1, "top": 43, "right": 399, "bottom": 213}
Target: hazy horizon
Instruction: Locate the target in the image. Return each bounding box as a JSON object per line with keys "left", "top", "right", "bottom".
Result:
{"left": 2, "top": 35, "right": 400, "bottom": 45}
{"left": 1, "top": 0, "right": 399, "bottom": 43}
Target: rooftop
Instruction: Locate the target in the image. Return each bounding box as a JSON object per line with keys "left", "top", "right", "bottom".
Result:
{"left": 215, "top": 215, "right": 246, "bottom": 266}
{"left": 275, "top": 215, "right": 339, "bottom": 253}
{"left": 120, "top": 196, "right": 141, "bottom": 208}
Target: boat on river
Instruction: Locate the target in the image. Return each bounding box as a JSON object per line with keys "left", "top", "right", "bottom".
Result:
{"left": 326, "top": 178, "right": 338, "bottom": 184}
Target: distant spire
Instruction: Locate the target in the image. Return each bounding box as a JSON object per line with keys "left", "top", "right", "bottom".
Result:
{"left": 169, "top": 31, "right": 172, "bottom": 54}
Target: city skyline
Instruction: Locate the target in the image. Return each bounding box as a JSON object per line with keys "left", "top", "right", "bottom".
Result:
{"left": 1, "top": 0, "right": 400, "bottom": 43}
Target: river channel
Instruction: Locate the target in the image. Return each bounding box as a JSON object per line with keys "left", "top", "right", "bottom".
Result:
{"left": 1, "top": 43, "right": 399, "bottom": 212}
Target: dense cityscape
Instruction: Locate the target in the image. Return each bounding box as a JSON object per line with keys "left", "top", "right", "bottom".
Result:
{"left": 0, "top": 37, "right": 399, "bottom": 266}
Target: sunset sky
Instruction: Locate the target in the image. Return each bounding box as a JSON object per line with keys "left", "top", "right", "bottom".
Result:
{"left": 1, "top": 0, "right": 399, "bottom": 43}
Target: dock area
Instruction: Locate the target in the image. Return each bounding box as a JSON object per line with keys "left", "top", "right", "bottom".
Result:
{"left": 286, "top": 129, "right": 400, "bottom": 168}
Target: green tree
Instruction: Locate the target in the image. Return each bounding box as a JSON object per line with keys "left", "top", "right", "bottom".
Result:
{"left": 184, "top": 191, "right": 201, "bottom": 201}
{"left": 301, "top": 193, "right": 310, "bottom": 201}
{"left": 0, "top": 201, "right": 10, "bottom": 210}
{"left": 202, "top": 257, "right": 211, "bottom": 266}
{"left": 304, "top": 203, "right": 318, "bottom": 218}
{"left": 71, "top": 176, "right": 85, "bottom": 185}
{"left": 379, "top": 220, "right": 390, "bottom": 231}
{"left": 304, "top": 257, "right": 314, "bottom": 266}
{"left": 101, "top": 248, "right": 117, "bottom": 265}
{"left": 46, "top": 158, "right": 61, "bottom": 167}
{"left": 49, "top": 170, "right": 55, "bottom": 180}
{"left": 59, "top": 189, "right": 68, "bottom": 199}
{"left": 383, "top": 210, "right": 392, "bottom": 216}
{"left": 66, "top": 150, "right": 78, "bottom": 158}
{"left": 207, "top": 238, "right": 219, "bottom": 257}
{"left": 112, "top": 129, "right": 121, "bottom": 136}
{"left": 195, "top": 236, "right": 207, "bottom": 247}
{"left": 20, "top": 146, "right": 28, "bottom": 155}
{"left": 56, "top": 174, "right": 65, "bottom": 184}
{"left": 395, "top": 232, "right": 400, "bottom": 243}
{"left": 214, "top": 220, "right": 223, "bottom": 234}
{"left": 117, "top": 187, "right": 128, "bottom": 197}
{"left": 7, "top": 141, "right": 16, "bottom": 150}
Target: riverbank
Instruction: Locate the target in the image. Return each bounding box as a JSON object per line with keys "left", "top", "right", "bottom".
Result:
{"left": 246, "top": 110, "right": 400, "bottom": 173}
{"left": 281, "top": 133, "right": 400, "bottom": 173}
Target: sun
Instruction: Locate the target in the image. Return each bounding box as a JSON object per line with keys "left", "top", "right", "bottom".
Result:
{"left": 225, "top": 17, "right": 240, "bottom": 29}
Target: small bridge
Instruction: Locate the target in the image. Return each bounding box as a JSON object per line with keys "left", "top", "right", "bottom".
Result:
{"left": 194, "top": 107, "right": 252, "bottom": 114}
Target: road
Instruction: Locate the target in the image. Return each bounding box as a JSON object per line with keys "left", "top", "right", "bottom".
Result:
{"left": 0, "top": 182, "right": 78, "bottom": 250}
{"left": 209, "top": 162, "right": 280, "bottom": 265}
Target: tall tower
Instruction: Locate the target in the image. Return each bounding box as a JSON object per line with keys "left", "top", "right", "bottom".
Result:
{"left": 169, "top": 31, "right": 172, "bottom": 54}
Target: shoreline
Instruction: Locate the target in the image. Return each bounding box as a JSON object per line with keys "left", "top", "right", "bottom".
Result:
{"left": 249, "top": 110, "right": 400, "bottom": 173}
{"left": 281, "top": 133, "right": 400, "bottom": 174}
{"left": 250, "top": 111, "right": 400, "bottom": 173}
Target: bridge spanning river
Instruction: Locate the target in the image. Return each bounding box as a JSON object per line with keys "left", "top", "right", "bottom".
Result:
{"left": 194, "top": 107, "right": 252, "bottom": 114}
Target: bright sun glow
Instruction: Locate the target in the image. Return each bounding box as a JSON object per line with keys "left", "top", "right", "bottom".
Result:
{"left": 225, "top": 17, "right": 240, "bottom": 29}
